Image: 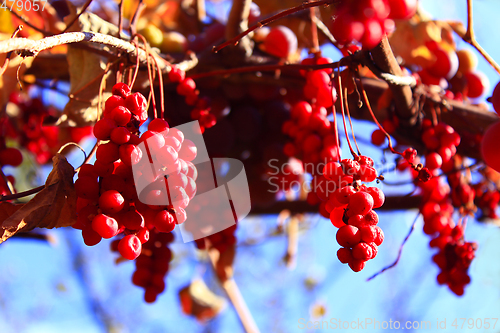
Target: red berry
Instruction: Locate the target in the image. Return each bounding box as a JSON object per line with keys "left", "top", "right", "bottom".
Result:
{"left": 110, "top": 127, "right": 131, "bottom": 145}
{"left": 263, "top": 26, "right": 298, "bottom": 58}
{"left": 125, "top": 93, "right": 148, "bottom": 116}
{"left": 365, "top": 187, "right": 385, "bottom": 208}
{"left": 154, "top": 210, "right": 176, "bottom": 233}
{"left": 96, "top": 142, "right": 120, "bottom": 164}
{"left": 352, "top": 242, "right": 373, "bottom": 261}
{"left": 348, "top": 192, "right": 374, "bottom": 216}
{"left": 337, "top": 247, "right": 353, "bottom": 264}
{"left": 93, "top": 118, "right": 117, "bottom": 140}
{"left": 112, "top": 82, "right": 131, "bottom": 98}
{"left": 118, "top": 235, "right": 142, "bottom": 260}
{"left": 336, "top": 225, "right": 361, "bottom": 248}
{"left": 481, "top": 122, "right": 500, "bottom": 173}
{"left": 92, "top": 213, "right": 119, "bottom": 238}
{"left": 177, "top": 78, "right": 197, "bottom": 96}
{"left": 0, "top": 148, "right": 23, "bottom": 167}
{"left": 348, "top": 259, "right": 366, "bottom": 272}
{"left": 148, "top": 119, "right": 170, "bottom": 134}
{"left": 99, "top": 190, "right": 125, "bottom": 214}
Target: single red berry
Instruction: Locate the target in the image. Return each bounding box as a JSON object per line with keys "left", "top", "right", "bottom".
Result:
{"left": 112, "top": 82, "right": 131, "bottom": 98}
{"left": 352, "top": 242, "right": 373, "bottom": 261}
{"left": 92, "top": 213, "right": 119, "bottom": 239}
{"left": 349, "top": 192, "right": 374, "bottom": 216}
{"left": 336, "top": 225, "right": 361, "bottom": 248}
{"left": 118, "top": 234, "right": 142, "bottom": 260}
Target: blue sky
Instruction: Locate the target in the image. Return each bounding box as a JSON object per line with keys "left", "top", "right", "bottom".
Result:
{"left": 1, "top": 1, "right": 500, "bottom": 333}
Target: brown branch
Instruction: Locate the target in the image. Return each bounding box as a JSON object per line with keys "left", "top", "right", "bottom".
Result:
{"left": 368, "top": 36, "right": 417, "bottom": 126}
{"left": 249, "top": 195, "right": 423, "bottom": 215}
{"left": 0, "top": 32, "right": 198, "bottom": 76}
{"left": 225, "top": 0, "right": 253, "bottom": 56}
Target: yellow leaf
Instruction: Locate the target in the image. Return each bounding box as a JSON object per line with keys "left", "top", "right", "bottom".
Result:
{"left": 0, "top": 154, "right": 77, "bottom": 243}
{"left": 0, "top": 10, "right": 14, "bottom": 34}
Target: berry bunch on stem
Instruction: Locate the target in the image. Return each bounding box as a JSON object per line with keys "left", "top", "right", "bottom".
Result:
{"left": 74, "top": 82, "right": 198, "bottom": 302}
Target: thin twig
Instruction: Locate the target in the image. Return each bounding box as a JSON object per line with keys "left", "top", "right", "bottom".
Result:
{"left": 367, "top": 213, "right": 421, "bottom": 281}
{"left": 0, "top": 26, "right": 23, "bottom": 76}
{"left": 7, "top": 8, "right": 51, "bottom": 35}
{"left": 213, "top": 0, "right": 334, "bottom": 53}
{"left": 312, "top": 15, "right": 337, "bottom": 47}
{"left": 0, "top": 185, "right": 44, "bottom": 202}
{"left": 62, "top": 0, "right": 94, "bottom": 33}
{"left": 189, "top": 61, "right": 341, "bottom": 80}
{"left": 118, "top": 0, "right": 124, "bottom": 36}
{"left": 129, "top": 0, "right": 145, "bottom": 37}
{"left": 309, "top": 3, "right": 319, "bottom": 52}
{"left": 344, "top": 86, "right": 361, "bottom": 156}
{"left": 337, "top": 65, "right": 357, "bottom": 158}
{"left": 461, "top": 0, "right": 500, "bottom": 75}
{"left": 0, "top": 168, "right": 15, "bottom": 195}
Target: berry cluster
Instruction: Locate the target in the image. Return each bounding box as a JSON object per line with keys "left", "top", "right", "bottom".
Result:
{"left": 74, "top": 83, "right": 198, "bottom": 301}
{"left": 169, "top": 66, "right": 216, "bottom": 133}
{"left": 128, "top": 230, "right": 175, "bottom": 303}
{"left": 281, "top": 55, "right": 339, "bottom": 166}
{"left": 432, "top": 225, "right": 476, "bottom": 296}
{"left": 3, "top": 94, "right": 92, "bottom": 164}
{"left": 331, "top": 0, "right": 417, "bottom": 49}
{"left": 321, "top": 158, "right": 385, "bottom": 271}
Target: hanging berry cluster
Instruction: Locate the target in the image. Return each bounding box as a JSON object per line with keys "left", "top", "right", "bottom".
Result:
{"left": 282, "top": 55, "right": 339, "bottom": 166}
{"left": 73, "top": 83, "right": 198, "bottom": 302}
{"left": 321, "top": 157, "right": 385, "bottom": 271}
{"left": 126, "top": 230, "right": 175, "bottom": 303}
{"left": 169, "top": 66, "right": 216, "bottom": 133}
{"left": 1, "top": 94, "right": 92, "bottom": 164}
{"left": 433, "top": 225, "right": 476, "bottom": 296}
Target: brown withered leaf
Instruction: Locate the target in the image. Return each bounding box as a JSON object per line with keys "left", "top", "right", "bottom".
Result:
{"left": 57, "top": 8, "right": 121, "bottom": 127}
{"left": 0, "top": 153, "right": 77, "bottom": 243}
{"left": 178, "top": 279, "right": 227, "bottom": 321}
{"left": 0, "top": 53, "right": 33, "bottom": 110}
{"left": 58, "top": 45, "right": 113, "bottom": 127}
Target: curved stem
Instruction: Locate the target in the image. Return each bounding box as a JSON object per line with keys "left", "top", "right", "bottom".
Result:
{"left": 0, "top": 185, "right": 44, "bottom": 202}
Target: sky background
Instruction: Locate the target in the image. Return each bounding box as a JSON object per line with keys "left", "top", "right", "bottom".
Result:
{"left": 1, "top": 0, "right": 500, "bottom": 332}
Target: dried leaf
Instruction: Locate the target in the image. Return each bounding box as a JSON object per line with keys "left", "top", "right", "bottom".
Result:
{"left": 58, "top": 45, "right": 113, "bottom": 127}
{"left": 0, "top": 153, "right": 77, "bottom": 243}
{"left": 0, "top": 10, "right": 14, "bottom": 34}
{"left": 178, "top": 279, "right": 227, "bottom": 321}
